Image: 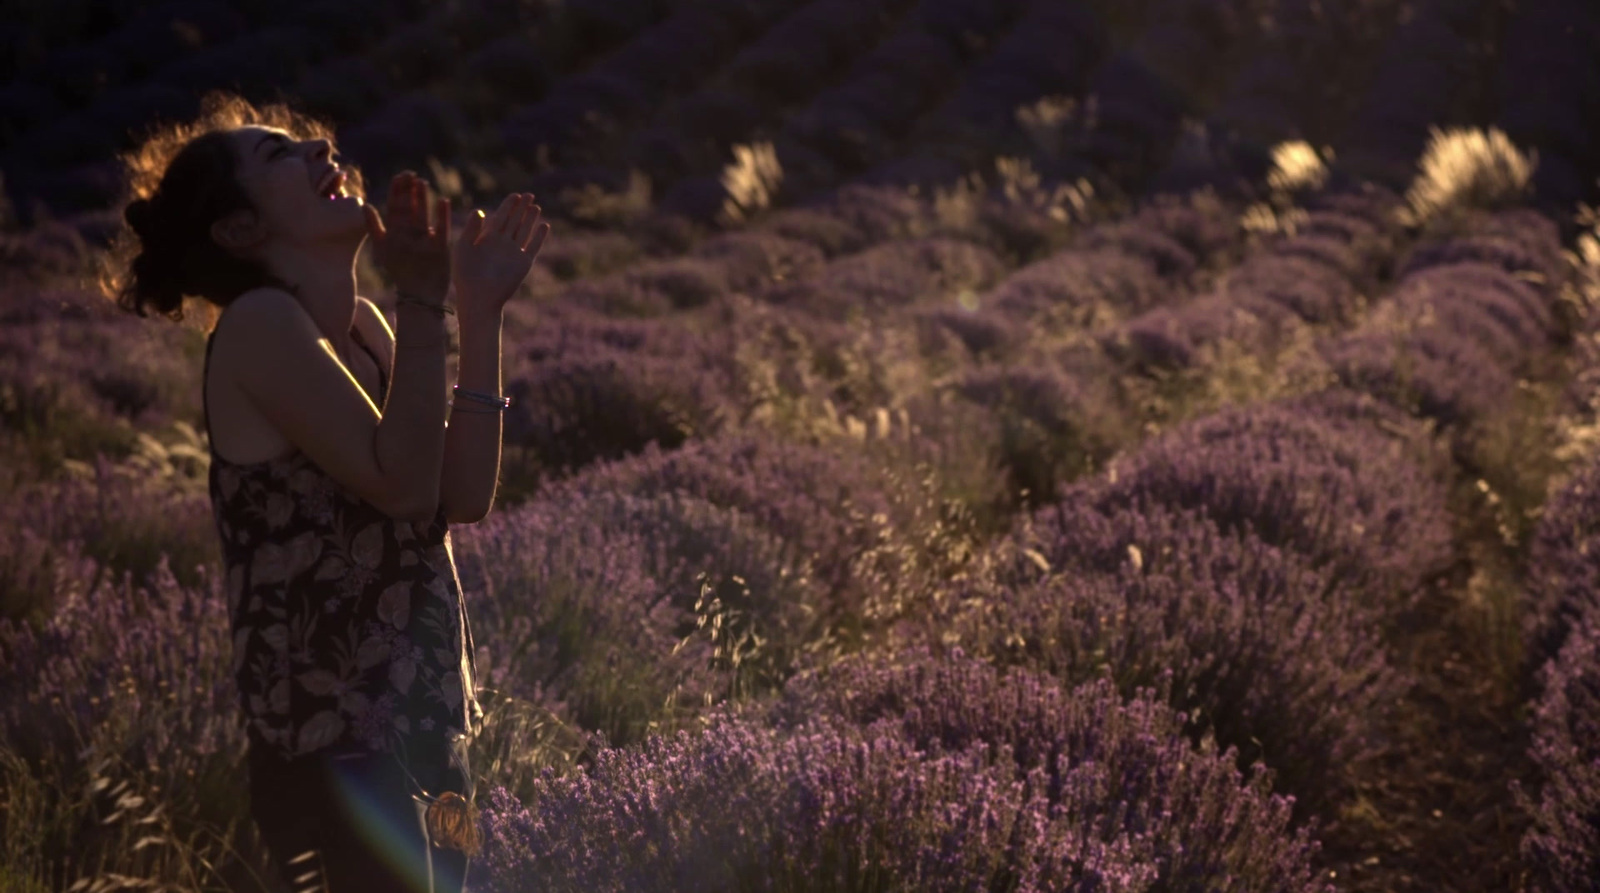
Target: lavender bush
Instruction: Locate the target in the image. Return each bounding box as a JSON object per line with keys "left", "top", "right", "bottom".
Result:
{"left": 539, "top": 434, "right": 926, "bottom": 617}
{"left": 1318, "top": 327, "right": 1514, "bottom": 430}
{"left": 530, "top": 228, "right": 641, "bottom": 281}
{"left": 561, "top": 256, "right": 731, "bottom": 316}
{"left": 502, "top": 313, "right": 737, "bottom": 477}
{"left": 0, "top": 450, "right": 213, "bottom": 621}
{"left": 1518, "top": 613, "right": 1600, "bottom": 893}
{"left": 984, "top": 247, "right": 1170, "bottom": 332}
{"left": 757, "top": 207, "right": 871, "bottom": 257}
{"left": 957, "top": 500, "right": 1403, "bottom": 813}
{"left": 1523, "top": 455, "right": 1600, "bottom": 668}
{"left": 689, "top": 230, "right": 828, "bottom": 293}
{"left": 474, "top": 650, "right": 1331, "bottom": 893}
{"left": 1071, "top": 399, "right": 1456, "bottom": 602}
{"left": 949, "top": 360, "right": 1135, "bottom": 507}
{"left": 0, "top": 555, "right": 252, "bottom": 889}
{"left": 1110, "top": 288, "right": 1298, "bottom": 374}
{"left": 0, "top": 283, "right": 203, "bottom": 437}
{"left": 906, "top": 303, "right": 1026, "bottom": 363}
{"left": 759, "top": 236, "right": 1007, "bottom": 321}
{"left": 452, "top": 492, "right": 724, "bottom": 751}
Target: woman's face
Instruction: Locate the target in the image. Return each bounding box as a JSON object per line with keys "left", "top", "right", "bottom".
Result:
{"left": 221, "top": 124, "right": 367, "bottom": 253}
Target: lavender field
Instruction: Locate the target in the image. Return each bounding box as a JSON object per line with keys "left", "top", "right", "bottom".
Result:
{"left": 3, "top": 0, "right": 1600, "bottom": 890}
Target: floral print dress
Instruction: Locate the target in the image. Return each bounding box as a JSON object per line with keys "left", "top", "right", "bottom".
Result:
{"left": 203, "top": 323, "right": 483, "bottom": 764}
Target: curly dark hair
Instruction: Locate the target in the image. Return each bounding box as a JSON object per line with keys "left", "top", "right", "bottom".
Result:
{"left": 97, "top": 90, "right": 368, "bottom": 332}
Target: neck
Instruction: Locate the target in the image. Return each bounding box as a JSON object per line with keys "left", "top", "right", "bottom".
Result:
{"left": 261, "top": 243, "right": 363, "bottom": 353}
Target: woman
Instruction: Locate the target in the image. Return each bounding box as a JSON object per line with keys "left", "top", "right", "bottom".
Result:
{"left": 102, "top": 92, "right": 550, "bottom": 892}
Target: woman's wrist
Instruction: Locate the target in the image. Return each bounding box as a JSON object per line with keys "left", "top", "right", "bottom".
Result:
{"left": 394, "top": 298, "right": 450, "bottom": 349}
{"left": 397, "top": 296, "right": 454, "bottom": 319}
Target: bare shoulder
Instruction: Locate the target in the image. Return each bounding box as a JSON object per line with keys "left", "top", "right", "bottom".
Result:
{"left": 212, "top": 287, "right": 311, "bottom": 356}
{"left": 224, "top": 286, "right": 303, "bottom": 322}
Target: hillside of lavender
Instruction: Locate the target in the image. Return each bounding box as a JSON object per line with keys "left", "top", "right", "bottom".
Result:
{"left": 3, "top": 0, "right": 1600, "bottom": 891}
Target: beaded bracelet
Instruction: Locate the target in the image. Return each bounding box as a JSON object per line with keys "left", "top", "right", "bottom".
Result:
{"left": 397, "top": 294, "right": 455, "bottom": 316}
{"left": 453, "top": 385, "right": 511, "bottom": 410}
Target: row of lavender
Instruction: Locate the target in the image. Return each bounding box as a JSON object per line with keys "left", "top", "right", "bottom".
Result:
{"left": 1516, "top": 221, "right": 1600, "bottom": 892}
{"left": 13, "top": 0, "right": 1577, "bottom": 239}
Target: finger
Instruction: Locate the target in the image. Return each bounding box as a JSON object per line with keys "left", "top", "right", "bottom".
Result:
{"left": 414, "top": 177, "right": 431, "bottom": 232}
{"left": 527, "top": 221, "right": 551, "bottom": 258}
{"left": 491, "top": 193, "right": 521, "bottom": 237}
{"left": 515, "top": 202, "right": 542, "bottom": 250}
{"left": 460, "top": 209, "right": 486, "bottom": 247}
{"left": 508, "top": 196, "right": 534, "bottom": 245}
{"left": 436, "top": 196, "right": 451, "bottom": 247}
{"left": 387, "top": 173, "right": 412, "bottom": 226}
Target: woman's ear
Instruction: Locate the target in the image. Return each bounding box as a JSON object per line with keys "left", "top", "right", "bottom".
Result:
{"left": 210, "top": 208, "right": 266, "bottom": 255}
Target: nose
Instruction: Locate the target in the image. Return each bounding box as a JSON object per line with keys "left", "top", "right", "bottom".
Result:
{"left": 309, "top": 138, "right": 333, "bottom": 163}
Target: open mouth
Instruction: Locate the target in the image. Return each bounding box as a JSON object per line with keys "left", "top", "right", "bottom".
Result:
{"left": 316, "top": 169, "right": 351, "bottom": 201}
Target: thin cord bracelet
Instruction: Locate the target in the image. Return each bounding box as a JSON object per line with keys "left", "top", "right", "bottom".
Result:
{"left": 396, "top": 295, "right": 455, "bottom": 316}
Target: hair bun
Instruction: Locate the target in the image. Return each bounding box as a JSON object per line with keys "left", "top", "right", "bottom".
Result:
{"left": 124, "top": 198, "right": 156, "bottom": 239}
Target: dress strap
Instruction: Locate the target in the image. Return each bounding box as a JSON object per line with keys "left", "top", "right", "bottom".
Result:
{"left": 201, "top": 330, "right": 219, "bottom": 457}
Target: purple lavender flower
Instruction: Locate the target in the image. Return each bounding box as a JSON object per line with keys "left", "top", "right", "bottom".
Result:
{"left": 0, "top": 554, "right": 241, "bottom": 788}
{"left": 541, "top": 432, "right": 939, "bottom": 633}
{"left": 1524, "top": 457, "right": 1600, "bottom": 667}
{"left": 985, "top": 248, "right": 1170, "bottom": 331}
{"left": 907, "top": 303, "right": 1027, "bottom": 361}
{"left": 504, "top": 350, "right": 727, "bottom": 475}
{"left": 451, "top": 493, "right": 723, "bottom": 746}
{"left": 1222, "top": 253, "right": 1359, "bottom": 325}
{"left": 759, "top": 236, "right": 1006, "bottom": 320}
{"left": 1518, "top": 612, "right": 1600, "bottom": 893}
{"left": 966, "top": 500, "right": 1404, "bottom": 813}
{"left": 561, "top": 257, "right": 731, "bottom": 316}
{"left": 689, "top": 231, "right": 827, "bottom": 293}
{"left": 1069, "top": 399, "right": 1456, "bottom": 599}
{"left": 950, "top": 362, "right": 1134, "bottom": 506}
{"left": 1319, "top": 328, "right": 1515, "bottom": 429}
{"left": 473, "top": 651, "right": 1331, "bottom": 892}
{"left": 757, "top": 207, "right": 869, "bottom": 257}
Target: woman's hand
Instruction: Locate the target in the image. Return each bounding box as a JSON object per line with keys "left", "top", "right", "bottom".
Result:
{"left": 451, "top": 192, "right": 551, "bottom": 322}
{"left": 363, "top": 171, "right": 452, "bottom": 303}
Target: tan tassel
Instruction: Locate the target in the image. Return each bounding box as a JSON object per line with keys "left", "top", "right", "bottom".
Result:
{"left": 425, "top": 791, "right": 482, "bottom": 857}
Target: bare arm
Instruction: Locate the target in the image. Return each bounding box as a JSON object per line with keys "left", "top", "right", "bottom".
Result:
{"left": 439, "top": 317, "right": 503, "bottom": 524}
{"left": 434, "top": 191, "right": 549, "bottom": 524}
{"left": 352, "top": 293, "right": 502, "bottom": 524}
{"left": 223, "top": 288, "right": 448, "bottom": 523}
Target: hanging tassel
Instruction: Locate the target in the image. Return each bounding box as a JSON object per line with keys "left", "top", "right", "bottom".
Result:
{"left": 425, "top": 790, "right": 482, "bottom": 857}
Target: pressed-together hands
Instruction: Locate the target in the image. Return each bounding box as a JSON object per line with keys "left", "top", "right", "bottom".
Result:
{"left": 362, "top": 170, "right": 551, "bottom": 320}
{"left": 363, "top": 170, "right": 452, "bottom": 303}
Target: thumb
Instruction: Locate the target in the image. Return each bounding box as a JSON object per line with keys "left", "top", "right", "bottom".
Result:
{"left": 363, "top": 203, "right": 385, "bottom": 240}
